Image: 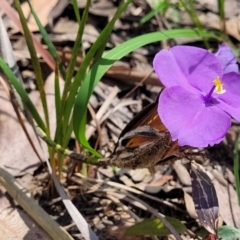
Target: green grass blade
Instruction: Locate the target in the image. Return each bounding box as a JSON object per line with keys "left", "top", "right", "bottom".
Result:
{"left": 54, "top": 0, "right": 91, "bottom": 150}
{"left": 218, "top": 0, "right": 226, "bottom": 34}
{"left": 94, "top": 0, "right": 132, "bottom": 62}
{"left": 37, "top": 126, "right": 99, "bottom": 165}
{"left": 54, "top": 62, "right": 61, "bottom": 131}
{"left": 72, "top": 0, "right": 81, "bottom": 24}
{"left": 73, "top": 28, "right": 219, "bottom": 152}
{"left": 139, "top": 0, "right": 170, "bottom": 25}
{"left": 27, "top": 0, "right": 66, "bottom": 79}
{"left": 62, "top": 0, "right": 91, "bottom": 102}
{"left": 73, "top": 109, "right": 101, "bottom": 157}
{"left": 62, "top": 0, "right": 132, "bottom": 137}
{"left": 63, "top": 117, "right": 74, "bottom": 147}
{"left": 180, "top": 0, "right": 210, "bottom": 49}
{"left": 57, "top": 0, "right": 91, "bottom": 145}
{"left": 0, "top": 57, "right": 46, "bottom": 131}
{"left": 234, "top": 133, "right": 240, "bottom": 205}
{"left": 53, "top": 60, "right": 63, "bottom": 143}
{"left": 14, "top": 0, "right": 49, "bottom": 132}
{"left": 218, "top": 0, "right": 225, "bottom": 22}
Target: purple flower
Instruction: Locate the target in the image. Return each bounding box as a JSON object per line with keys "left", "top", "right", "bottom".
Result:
{"left": 153, "top": 44, "right": 240, "bottom": 147}
{"left": 215, "top": 43, "right": 238, "bottom": 74}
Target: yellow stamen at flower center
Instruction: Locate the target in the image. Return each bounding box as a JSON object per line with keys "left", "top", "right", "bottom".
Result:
{"left": 213, "top": 77, "right": 226, "bottom": 94}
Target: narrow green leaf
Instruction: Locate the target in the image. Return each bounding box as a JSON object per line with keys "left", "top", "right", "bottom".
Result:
{"left": 139, "top": 0, "right": 170, "bottom": 25}
{"left": 72, "top": 0, "right": 81, "bottom": 24}
{"left": 218, "top": 0, "right": 226, "bottom": 34}
{"left": 179, "top": 0, "right": 210, "bottom": 48}
{"left": 60, "top": 0, "right": 91, "bottom": 141}
{"left": 27, "top": 0, "right": 66, "bottom": 78}
{"left": 54, "top": 61, "right": 61, "bottom": 132}
{"left": 14, "top": 0, "right": 49, "bottom": 132}
{"left": 74, "top": 110, "right": 101, "bottom": 157}
{"left": 63, "top": 117, "right": 74, "bottom": 147}
{"left": 124, "top": 217, "right": 186, "bottom": 236}
{"left": 218, "top": 226, "right": 240, "bottom": 240}
{"left": 94, "top": 0, "right": 132, "bottom": 62}
{"left": 73, "top": 29, "right": 219, "bottom": 151}
{"left": 63, "top": 0, "right": 91, "bottom": 94}
{"left": 234, "top": 133, "right": 240, "bottom": 205}
{"left": 0, "top": 57, "right": 46, "bottom": 131}
{"left": 62, "top": 0, "right": 131, "bottom": 139}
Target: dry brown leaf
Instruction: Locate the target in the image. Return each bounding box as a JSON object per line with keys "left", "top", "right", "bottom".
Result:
{"left": 0, "top": 207, "right": 50, "bottom": 239}
{"left": 0, "top": 71, "right": 63, "bottom": 176}
{"left": 203, "top": 15, "right": 240, "bottom": 41}
{"left": 0, "top": 85, "right": 44, "bottom": 176}
{"left": 77, "top": 0, "right": 87, "bottom": 8}
{"left": 21, "top": 0, "right": 58, "bottom": 31}
{"left": 106, "top": 65, "right": 161, "bottom": 86}
{"left": 213, "top": 179, "right": 240, "bottom": 228}
{"left": 128, "top": 169, "right": 151, "bottom": 182}
{"left": 144, "top": 175, "right": 173, "bottom": 193}
{"left": 119, "top": 175, "right": 135, "bottom": 187}
{"left": 89, "top": 0, "right": 117, "bottom": 17}
{"left": 53, "top": 18, "right": 79, "bottom": 34}
{"left": 147, "top": 175, "right": 173, "bottom": 187}
{"left": 54, "top": 49, "right": 161, "bottom": 86}
{"left": 52, "top": 22, "right": 100, "bottom": 44}
{"left": 212, "top": 169, "right": 227, "bottom": 186}
{"left": 196, "top": 0, "right": 240, "bottom": 18}
{"left": 183, "top": 191, "right": 198, "bottom": 219}
{"left": 1, "top": 0, "right": 55, "bottom": 69}
{"left": 48, "top": 0, "right": 69, "bottom": 27}
{"left": 225, "top": 17, "right": 240, "bottom": 41}
{"left": 173, "top": 161, "right": 191, "bottom": 186}
{"left": 0, "top": 186, "right": 11, "bottom": 210}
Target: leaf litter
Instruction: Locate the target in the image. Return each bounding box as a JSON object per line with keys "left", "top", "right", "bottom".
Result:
{"left": 1, "top": 0, "right": 240, "bottom": 239}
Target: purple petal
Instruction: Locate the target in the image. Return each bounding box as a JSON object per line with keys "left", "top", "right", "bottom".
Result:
{"left": 214, "top": 43, "right": 238, "bottom": 74}
{"left": 153, "top": 48, "right": 189, "bottom": 88}
{"left": 153, "top": 46, "right": 223, "bottom": 94}
{"left": 215, "top": 72, "right": 240, "bottom": 121}
{"left": 159, "top": 86, "right": 231, "bottom": 147}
